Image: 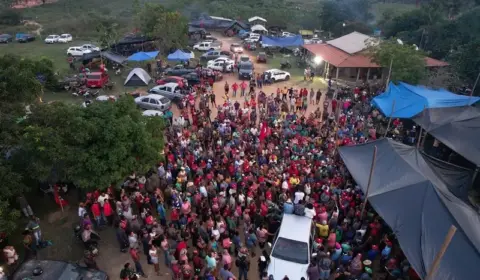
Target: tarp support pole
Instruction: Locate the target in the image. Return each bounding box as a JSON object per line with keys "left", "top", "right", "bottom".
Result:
{"left": 384, "top": 100, "right": 396, "bottom": 138}
{"left": 361, "top": 145, "right": 377, "bottom": 219}
{"left": 417, "top": 105, "right": 426, "bottom": 149}
{"left": 425, "top": 225, "right": 457, "bottom": 280}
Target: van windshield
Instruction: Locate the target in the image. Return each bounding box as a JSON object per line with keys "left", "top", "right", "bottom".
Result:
{"left": 240, "top": 64, "right": 253, "bottom": 70}
{"left": 271, "top": 237, "right": 309, "bottom": 264}
{"left": 87, "top": 74, "right": 101, "bottom": 80}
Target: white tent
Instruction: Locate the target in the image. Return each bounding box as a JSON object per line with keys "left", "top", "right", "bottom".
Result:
{"left": 248, "top": 16, "right": 267, "bottom": 23}
{"left": 124, "top": 68, "right": 152, "bottom": 86}
{"left": 251, "top": 24, "right": 268, "bottom": 32}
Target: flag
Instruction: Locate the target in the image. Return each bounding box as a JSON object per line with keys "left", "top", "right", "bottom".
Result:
{"left": 259, "top": 121, "right": 268, "bottom": 142}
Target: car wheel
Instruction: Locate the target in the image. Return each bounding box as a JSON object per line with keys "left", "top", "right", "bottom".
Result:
{"left": 285, "top": 75, "right": 290, "bottom": 81}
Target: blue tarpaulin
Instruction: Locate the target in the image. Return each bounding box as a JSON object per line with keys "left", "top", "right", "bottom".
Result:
{"left": 261, "top": 35, "right": 304, "bottom": 47}
{"left": 372, "top": 82, "right": 480, "bottom": 118}
{"left": 127, "top": 51, "right": 159, "bottom": 62}
{"left": 167, "top": 50, "right": 191, "bottom": 61}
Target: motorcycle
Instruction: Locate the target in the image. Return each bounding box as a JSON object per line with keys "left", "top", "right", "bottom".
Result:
{"left": 280, "top": 61, "right": 291, "bottom": 69}
{"left": 74, "top": 226, "right": 100, "bottom": 256}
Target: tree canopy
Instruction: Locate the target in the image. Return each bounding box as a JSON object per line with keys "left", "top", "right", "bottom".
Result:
{"left": 370, "top": 38, "right": 426, "bottom": 85}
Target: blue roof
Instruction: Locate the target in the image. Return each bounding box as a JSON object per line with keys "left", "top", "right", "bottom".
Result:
{"left": 372, "top": 82, "right": 480, "bottom": 118}
{"left": 261, "top": 35, "right": 304, "bottom": 47}
{"left": 167, "top": 50, "right": 191, "bottom": 61}
{"left": 127, "top": 51, "right": 159, "bottom": 62}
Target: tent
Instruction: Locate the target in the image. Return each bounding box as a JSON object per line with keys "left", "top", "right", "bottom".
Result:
{"left": 167, "top": 50, "right": 191, "bottom": 61}
{"left": 251, "top": 24, "right": 268, "bottom": 32}
{"left": 261, "top": 35, "right": 304, "bottom": 47}
{"left": 372, "top": 82, "right": 480, "bottom": 118}
{"left": 127, "top": 51, "right": 159, "bottom": 62}
{"left": 413, "top": 106, "right": 480, "bottom": 167}
{"left": 338, "top": 139, "right": 480, "bottom": 280}
{"left": 124, "top": 68, "right": 152, "bottom": 86}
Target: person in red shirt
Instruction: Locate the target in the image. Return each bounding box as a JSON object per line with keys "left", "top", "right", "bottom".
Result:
{"left": 240, "top": 81, "right": 247, "bottom": 97}
{"left": 91, "top": 201, "right": 102, "bottom": 227}
{"left": 170, "top": 208, "right": 180, "bottom": 228}
{"left": 102, "top": 201, "right": 113, "bottom": 225}
{"left": 129, "top": 247, "right": 146, "bottom": 277}
{"left": 232, "top": 82, "right": 239, "bottom": 97}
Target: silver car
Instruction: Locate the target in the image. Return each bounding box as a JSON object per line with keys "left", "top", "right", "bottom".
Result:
{"left": 134, "top": 94, "right": 171, "bottom": 111}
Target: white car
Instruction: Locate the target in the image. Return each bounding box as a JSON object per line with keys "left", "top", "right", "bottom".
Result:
{"left": 67, "top": 46, "right": 92, "bottom": 56}
{"left": 207, "top": 61, "right": 233, "bottom": 72}
{"left": 230, "top": 43, "right": 244, "bottom": 53}
{"left": 265, "top": 69, "right": 291, "bottom": 82}
{"left": 58, "top": 34, "right": 73, "bottom": 43}
{"left": 207, "top": 57, "right": 234, "bottom": 66}
{"left": 281, "top": 31, "right": 296, "bottom": 37}
{"left": 244, "top": 37, "right": 260, "bottom": 43}
{"left": 81, "top": 44, "right": 100, "bottom": 52}
{"left": 135, "top": 94, "right": 171, "bottom": 111}
{"left": 44, "top": 35, "right": 60, "bottom": 43}
{"left": 96, "top": 95, "right": 117, "bottom": 102}
{"left": 193, "top": 41, "right": 221, "bottom": 52}
{"left": 142, "top": 110, "right": 164, "bottom": 117}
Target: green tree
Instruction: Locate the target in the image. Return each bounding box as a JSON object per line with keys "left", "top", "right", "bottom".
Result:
{"left": 95, "top": 16, "right": 120, "bottom": 48}
{"left": 136, "top": 3, "right": 188, "bottom": 54}
{"left": 17, "top": 97, "right": 165, "bottom": 189}
{"left": 449, "top": 39, "right": 480, "bottom": 95}
{"left": 370, "top": 38, "right": 426, "bottom": 84}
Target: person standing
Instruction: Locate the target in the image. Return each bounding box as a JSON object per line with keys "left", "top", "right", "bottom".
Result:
{"left": 240, "top": 81, "right": 247, "bottom": 97}
{"left": 26, "top": 216, "right": 42, "bottom": 246}
{"left": 17, "top": 195, "right": 33, "bottom": 217}
{"left": 316, "top": 90, "right": 322, "bottom": 105}
{"left": 224, "top": 81, "right": 230, "bottom": 96}
{"left": 210, "top": 92, "right": 216, "bottom": 107}
{"left": 236, "top": 252, "right": 250, "bottom": 280}
{"left": 310, "top": 88, "right": 315, "bottom": 105}
{"left": 232, "top": 82, "right": 239, "bottom": 98}
{"left": 130, "top": 247, "right": 147, "bottom": 278}
{"left": 149, "top": 244, "right": 160, "bottom": 276}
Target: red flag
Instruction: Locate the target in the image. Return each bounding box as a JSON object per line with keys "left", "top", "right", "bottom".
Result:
{"left": 259, "top": 121, "right": 268, "bottom": 142}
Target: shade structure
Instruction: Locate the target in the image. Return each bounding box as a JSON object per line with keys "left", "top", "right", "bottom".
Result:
{"left": 251, "top": 24, "right": 268, "bottom": 32}
{"left": 167, "top": 50, "right": 191, "bottom": 61}
{"left": 127, "top": 51, "right": 159, "bottom": 62}
{"left": 124, "top": 68, "right": 152, "bottom": 86}
{"left": 338, "top": 139, "right": 480, "bottom": 280}
{"left": 372, "top": 82, "right": 480, "bottom": 118}
{"left": 413, "top": 106, "right": 480, "bottom": 167}
{"left": 261, "top": 35, "right": 304, "bottom": 47}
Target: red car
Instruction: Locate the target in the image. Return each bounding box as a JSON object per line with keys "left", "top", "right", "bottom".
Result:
{"left": 257, "top": 52, "right": 267, "bottom": 63}
{"left": 156, "top": 76, "right": 187, "bottom": 88}
{"left": 86, "top": 72, "right": 109, "bottom": 88}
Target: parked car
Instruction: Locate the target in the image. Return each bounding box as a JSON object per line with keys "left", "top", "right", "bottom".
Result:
{"left": 58, "top": 33, "right": 73, "bottom": 43}
{"left": 142, "top": 110, "right": 164, "bottom": 117}
{"left": 244, "top": 37, "right": 259, "bottom": 43}
{"left": 164, "top": 65, "right": 196, "bottom": 76}
{"left": 11, "top": 259, "right": 108, "bottom": 280}
{"left": 193, "top": 41, "right": 221, "bottom": 51}
{"left": 156, "top": 76, "right": 187, "bottom": 88}
{"left": 239, "top": 55, "right": 250, "bottom": 62}
{"left": 81, "top": 44, "right": 100, "bottom": 52}
{"left": 86, "top": 72, "right": 109, "bottom": 88}
{"left": 135, "top": 94, "right": 171, "bottom": 111}
{"left": 281, "top": 31, "right": 296, "bottom": 37}
{"left": 44, "top": 34, "right": 60, "bottom": 43}
{"left": 0, "top": 34, "right": 13, "bottom": 43}
{"left": 230, "top": 43, "right": 244, "bottom": 53}
{"left": 148, "top": 82, "right": 185, "bottom": 100}
{"left": 201, "top": 50, "right": 232, "bottom": 61}
{"left": 182, "top": 72, "right": 202, "bottom": 86}
{"left": 207, "top": 61, "right": 234, "bottom": 72}
{"left": 238, "top": 61, "right": 254, "bottom": 80}
{"left": 207, "top": 57, "right": 234, "bottom": 66}
{"left": 67, "top": 46, "right": 92, "bottom": 56}
{"left": 16, "top": 33, "right": 35, "bottom": 43}
{"left": 265, "top": 69, "right": 291, "bottom": 82}
{"left": 257, "top": 52, "right": 267, "bottom": 63}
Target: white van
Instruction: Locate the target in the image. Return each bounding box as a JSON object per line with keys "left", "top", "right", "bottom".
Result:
{"left": 267, "top": 214, "right": 315, "bottom": 279}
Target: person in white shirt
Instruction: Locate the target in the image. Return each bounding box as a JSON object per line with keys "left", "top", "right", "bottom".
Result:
{"left": 294, "top": 189, "right": 305, "bottom": 204}
{"left": 97, "top": 193, "right": 109, "bottom": 207}
{"left": 304, "top": 203, "right": 316, "bottom": 219}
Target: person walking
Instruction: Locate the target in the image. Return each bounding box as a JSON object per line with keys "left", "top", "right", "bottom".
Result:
{"left": 224, "top": 81, "right": 230, "bottom": 96}
{"left": 236, "top": 251, "right": 250, "bottom": 280}
{"left": 210, "top": 92, "right": 216, "bottom": 107}
{"left": 232, "top": 82, "right": 239, "bottom": 98}
{"left": 26, "top": 216, "right": 42, "bottom": 246}
{"left": 17, "top": 195, "right": 33, "bottom": 217}
{"left": 316, "top": 89, "right": 322, "bottom": 105}
{"left": 310, "top": 88, "right": 315, "bottom": 105}
{"left": 130, "top": 247, "right": 147, "bottom": 278}
{"left": 240, "top": 81, "right": 247, "bottom": 97}
{"left": 149, "top": 244, "right": 160, "bottom": 276}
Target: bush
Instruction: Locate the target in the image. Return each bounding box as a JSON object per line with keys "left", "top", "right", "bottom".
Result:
{"left": 0, "top": 9, "right": 23, "bottom": 25}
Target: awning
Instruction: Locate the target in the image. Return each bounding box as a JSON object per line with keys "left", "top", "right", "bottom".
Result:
{"left": 261, "top": 35, "right": 304, "bottom": 47}
{"left": 127, "top": 51, "right": 159, "bottom": 62}
{"left": 251, "top": 24, "right": 268, "bottom": 32}
{"left": 101, "top": 51, "right": 126, "bottom": 64}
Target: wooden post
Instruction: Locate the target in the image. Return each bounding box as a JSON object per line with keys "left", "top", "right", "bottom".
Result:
{"left": 361, "top": 145, "right": 377, "bottom": 219}
{"left": 417, "top": 105, "right": 426, "bottom": 149}
{"left": 425, "top": 225, "right": 457, "bottom": 280}
{"left": 384, "top": 100, "right": 396, "bottom": 138}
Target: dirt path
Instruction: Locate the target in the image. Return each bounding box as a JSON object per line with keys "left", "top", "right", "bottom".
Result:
{"left": 22, "top": 20, "right": 43, "bottom": 36}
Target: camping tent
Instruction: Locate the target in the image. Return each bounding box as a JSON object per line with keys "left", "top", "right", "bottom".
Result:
{"left": 372, "top": 82, "right": 480, "bottom": 118}
{"left": 261, "top": 35, "right": 304, "bottom": 47}
{"left": 338, "top": 138, "right": 480, "bottom": 280}
{"left": 127, "top": 51, "right": 159, "bottom": 62}
{"left": 251, "top": 24, "right": 268, "bottom": 32}
{"left": 167, "top": 50, "right": 191, "bottom": 61}
{"left": 124, "top": 68, "right": 152, "bottom": 86}
{"left": 413, "top": 106, "right": 480, "bottom": 167}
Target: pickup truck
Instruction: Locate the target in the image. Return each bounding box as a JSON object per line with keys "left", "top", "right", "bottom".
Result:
{"left": 193, "top": 41, "right": 222, "bottom": 52}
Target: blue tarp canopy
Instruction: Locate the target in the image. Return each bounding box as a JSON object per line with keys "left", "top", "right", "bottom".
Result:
{"left": 261, "top": 35, "right": 304, "bottom": 47}
{"left": 127, "top": 51, "right": 159, "bottom": 62}
{"left": 372, "top": 82, "right": 480, "bottom": 118}
{"left": 339, "top": 139, "right": 480, "bottom": 280}
{"left": 167, "top": 50, "right": 191, "bottom": 61}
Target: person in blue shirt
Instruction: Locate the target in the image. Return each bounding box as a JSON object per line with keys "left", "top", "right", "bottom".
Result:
{"left": 157, "top": 201, "right": 166, "bottom": 226}
{"left": 283, "top": 198, "right": 294, "bottom": 214}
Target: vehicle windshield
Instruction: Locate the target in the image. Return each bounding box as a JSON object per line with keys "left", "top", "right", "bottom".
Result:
{"left": 240, "top": 64, "right": 253, "bottom": 70}
{"left": 0, "top": 34, "right": 9, "bottom": 38}
{"left": 271, "top": 237, "right": 309, "bottom": 264}
{"left": 47, "top": 35, "right": 55, "bottom": 38}
{"left": 160, "top": 97, "right": 169, "bottom": 103}
{"left": 87, "top": 74, "right": 101, "bottom": 80}
{"left": 61, "top": 35, "right": 69, "bottom": 38}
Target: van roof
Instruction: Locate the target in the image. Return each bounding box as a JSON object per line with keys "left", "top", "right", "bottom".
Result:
{"left": 277, "top": 214, "right": 312, "bottom": 242}
{"left": 164, "top": 82, "right": 179, "bottom": 87}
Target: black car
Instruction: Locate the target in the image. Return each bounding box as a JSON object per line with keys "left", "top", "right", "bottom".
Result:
{"left": 182, "top": 72, "right": 202, "bottom": 86}
{"left": 11, "top": 259, "right": 108, "bottom": 280}
{"left": 17, "top": 34, "right": 35, "bottom": 43}
{"left": 164, "top": 65, "right": 196, "bottom": 76}
{"left": 0, "top": 34, "right": 13, "bottom": 43}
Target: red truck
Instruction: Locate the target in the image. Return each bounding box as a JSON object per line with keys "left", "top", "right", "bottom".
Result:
{"left": 86, "top": 72, "right": 109, "bottom": 88}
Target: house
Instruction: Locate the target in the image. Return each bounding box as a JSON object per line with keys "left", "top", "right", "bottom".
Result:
{"left": 248, "top": 16, "right": 267, "bottom": 26}
{"left": 302, "top": 31, "right": 449, "bottom": 83}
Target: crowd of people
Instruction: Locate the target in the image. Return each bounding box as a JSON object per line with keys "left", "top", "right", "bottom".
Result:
{"left": 66, "top": 78, "right": 422, "bottom": 280}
